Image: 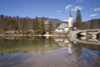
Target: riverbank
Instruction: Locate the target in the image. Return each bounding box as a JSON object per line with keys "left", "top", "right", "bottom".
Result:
{"left": 0, "top": 34, "right": 68, "bottom": 37}
{"left": 0, "top": 31, "right": 69, "bottom": 37}
{"left": 0, "top": 31, "right": 100, "bottom": 39}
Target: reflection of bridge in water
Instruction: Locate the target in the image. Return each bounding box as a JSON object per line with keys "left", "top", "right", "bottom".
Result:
{"left": 54, "top": 37, "right": 100, "bottom": 50}
{"left": 54, "top": 37, "right": 100, "bottom": 62}
{"left": 69, "top": 36, "right": 100, "bottom": 45}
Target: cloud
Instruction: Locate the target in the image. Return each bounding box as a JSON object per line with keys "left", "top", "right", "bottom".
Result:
{"left": 90, "top": 14, "right": 98, "bottom": 17}
{"left": 71, "top": 6, "right": 83, "bottom": 11}
{"left": 94, "top": 7, "right": 100, "bottom": 11}
{"left": 56, "top": 10, "right": 61, "bottom": 12}
{"left": 65, "top": 5, "right": 73, "bottom": 11}
{"left": 76, "top": 0, "right": 89, "bottom": 3}
{"left": 63, "top": 20, "right": 68, "bottom": 22}
{"left": 76, "top": 0, "right": 84, "bottom": 3}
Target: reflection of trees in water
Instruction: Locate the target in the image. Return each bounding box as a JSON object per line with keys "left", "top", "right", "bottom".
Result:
{"left": 74, "top": 42, "right": 100, "bottom": 51}
{"left": 97, "top": 52, "right": 100, "bottom": 67}
{"left": 74, "top": 44, "right": 82, "bottom": 62}
{"left": 0, "top": 37, "right": 60, "bottom": 55}
{"left": 97, "top": 58, "right": 100, "bottom": 67}
{"left": 0, "top": 37, "right": 100, "bottom": 64}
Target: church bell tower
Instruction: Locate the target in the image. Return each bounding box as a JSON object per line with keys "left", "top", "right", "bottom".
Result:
{"left": 68, "top": 12, "right": 73, "bottom": 30}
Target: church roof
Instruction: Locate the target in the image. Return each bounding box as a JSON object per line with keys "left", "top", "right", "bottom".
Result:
{"left": 69, "top": 12, "right": 72, "bottom": 17}
{"left": 58, "top": 23, "right": 68, "bottom": 29}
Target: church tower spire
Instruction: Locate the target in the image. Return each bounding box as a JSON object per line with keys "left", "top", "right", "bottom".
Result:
{"left": 69, "top": 12, "right": 72, "bottom": 17}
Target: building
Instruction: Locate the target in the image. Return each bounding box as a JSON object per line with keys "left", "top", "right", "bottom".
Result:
{"left": 55, "top": 12, "right": 73, "bottom": 32}
{"left": 68, "top": 12, "right": 73, "bottom": 29}
{"left": 55, "top": 23, "right": 69, "bottom": 32}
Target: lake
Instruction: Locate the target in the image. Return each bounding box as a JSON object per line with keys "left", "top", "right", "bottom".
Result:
{"left": 0, "top": 36, "right": 100, "bottom": 67}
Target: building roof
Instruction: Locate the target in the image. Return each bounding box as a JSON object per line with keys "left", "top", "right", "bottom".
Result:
{"left": 58, "top": 23, "right": 68, "bottom": 29}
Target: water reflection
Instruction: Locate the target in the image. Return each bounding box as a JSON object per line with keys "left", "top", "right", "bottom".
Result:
{"left": 54, "top": 38, "right": 82, "bottom": 62}
{"left": 0, "top": 36, "right": 100, "bottom": 67}
{"left": 0, "top": 37, "right": 60, "bottom": 55}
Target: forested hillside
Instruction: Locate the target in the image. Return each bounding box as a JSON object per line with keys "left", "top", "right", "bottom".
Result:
{"left": 0, "top": 15, "right": 62, "bottom": 34}
{"left": 83, "top": 19, "right": 100, "bottom": 29}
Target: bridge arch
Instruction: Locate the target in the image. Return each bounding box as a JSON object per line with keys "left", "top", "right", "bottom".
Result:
{"left": 76, "top": 32, "right": 86, "bottom": 37}
{"left": 96, "top": 33, "right": 100, "bottom": 38}
{"left": 69, "top": 29, "right": 100, "bottom": 37}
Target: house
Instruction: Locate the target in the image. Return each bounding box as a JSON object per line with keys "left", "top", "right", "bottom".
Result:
{"left": 55, "top": 23, "right": 69, "bottom": 32}
{"left": 55, "top": 12, "right": 73, "bottom": 32}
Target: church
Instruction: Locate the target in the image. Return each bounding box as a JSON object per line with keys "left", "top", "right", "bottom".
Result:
{"left": 55, "top": 12, "right": 73, "bottom": 32}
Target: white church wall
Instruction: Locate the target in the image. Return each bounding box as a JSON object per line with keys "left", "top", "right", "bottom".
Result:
{"left": 55, "top": 28, "right": 69, "bottom": 32}
{"left": 64, "top": 28, "right": 69, "bottom": 32}
{"left": 68, "top": 18, "right": 73, "bottom": 27}
{"left": 55, "top": 29, "right": 64, "bottom": 32}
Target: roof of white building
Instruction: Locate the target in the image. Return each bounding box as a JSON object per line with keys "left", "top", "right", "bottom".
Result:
{"left": 58, "top": 23, "right": 68, "bottom": 29}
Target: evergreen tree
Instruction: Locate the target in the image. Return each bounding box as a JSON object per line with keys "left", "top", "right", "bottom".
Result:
{"left": 74, "top": 9, "right": 83, "bottom": 29}
{"left": 48, "top": 22, "right": 52, "bottom": 33}
{"left": 56, "top": 22, "right": 60, "bottom": 28}
{"left": 54, "top": 22, "right": 60, "bottom": 30}
{"left": 17, "top": 15, "right": 19, "bottom": 19}
{"left": 33, "top": 16, "right": 40, "bottom": 34}
{"left": 40, "top": 17, "right": 45, "bottom": 34}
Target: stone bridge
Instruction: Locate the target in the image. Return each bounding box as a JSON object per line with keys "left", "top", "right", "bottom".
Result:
{"left": 69, "top": 29, "right": 100, "bottom": 37}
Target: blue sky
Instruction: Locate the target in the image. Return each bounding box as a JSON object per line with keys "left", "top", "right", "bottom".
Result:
{"left": 0, "top": 0, "right": 100, "bottom": 21}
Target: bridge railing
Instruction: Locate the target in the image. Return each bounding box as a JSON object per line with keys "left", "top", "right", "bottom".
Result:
{"left": 87, "top": 29, "right": 100, "bottom": 32}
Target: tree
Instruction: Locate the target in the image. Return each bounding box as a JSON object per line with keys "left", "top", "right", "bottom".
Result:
{"left": 40, "top": 17, "right": 45, "bottom": 34}
{"left": 13, "top": 19, "right": 18, "bottom": 30}
{"left": 0, "top": 15, "right": 4, "bottom": 18}
{"left": 54, "top": 22, "right": 60, "bottom": 30}
{"left": 22, "top": 18, "right": 28, "bottom": 34}
{"left": 33, "top": 16, "right": 40, "bottom": 34}
{"left": 74, "top": 9, "right": 83, "bottom": 29}
{"left": 48, "top": 22, "right": 52, "bottom": 33}
{"left": 56, "top": 22, "right": 60, "bottom": 28}
{"left": 5, "top": 15, "right": 8, "bottom": 19}
{"left": 98, "top": 19, "right": 100, "bottom": 29}
{"left": 17, "top": 15, "right": 19, "bottom": 19}
{"left": 90, "top": 19, "right": 94, "bottom": 29}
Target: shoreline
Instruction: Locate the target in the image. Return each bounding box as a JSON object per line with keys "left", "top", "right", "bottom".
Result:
{"left": 0, "top": 34, "right": 67, "bottom": 37}
{"left": 0, "top": 33, "right": 100, "bottom": 39}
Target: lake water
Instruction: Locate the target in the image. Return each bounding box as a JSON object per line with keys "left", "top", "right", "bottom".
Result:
{"left": 0, "top": 37, "right": 100, "bottom": 67}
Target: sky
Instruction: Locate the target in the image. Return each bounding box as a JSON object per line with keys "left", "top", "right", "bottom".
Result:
{"left": 0, "top": 0, "right": 100, "bottom": 22}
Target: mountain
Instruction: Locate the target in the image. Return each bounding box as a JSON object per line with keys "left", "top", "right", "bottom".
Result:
{"left": 38, "top": 18, "right": 62, "bottom": 30}
{"left": 62, "top": 21, "right": 68, "bottom": 24}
